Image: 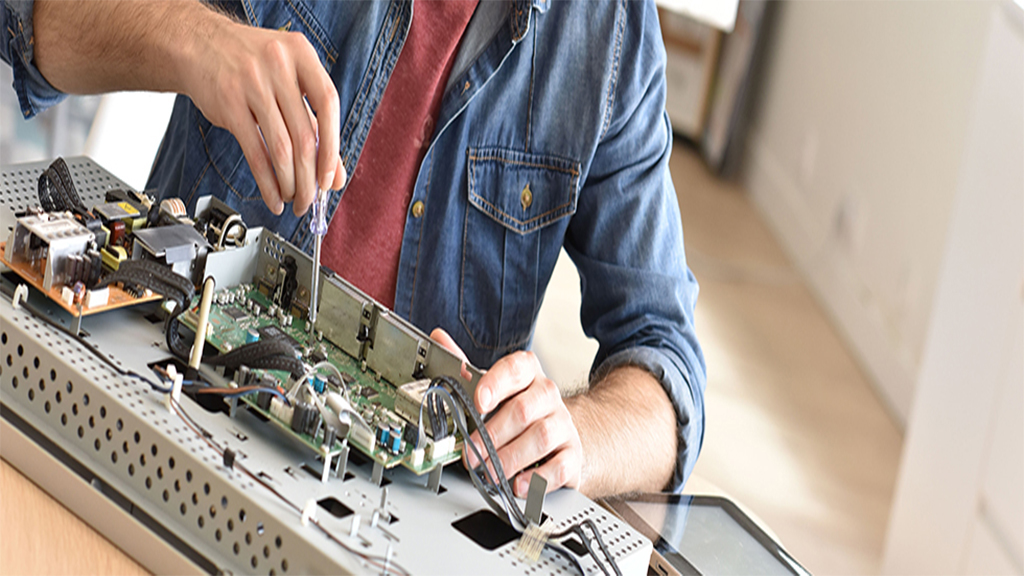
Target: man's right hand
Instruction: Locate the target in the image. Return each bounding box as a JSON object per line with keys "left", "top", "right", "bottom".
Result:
{"left": 183, "top": 18, "right": 346, "bottom": 216}
{"left": 33, "top": 0, "right": 346, "bottom": 216}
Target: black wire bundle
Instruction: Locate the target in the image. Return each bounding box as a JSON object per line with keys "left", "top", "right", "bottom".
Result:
{"left": 421, "top": 376, "right": 622, "bottom": 576}
{"left": 37, "top": 157, "right": 89, "bottom": 217}
{"left": 96, "top": 259, "right": 195, "bottom": 359}
{"left": 427, "top": 391, "right": 448, "bottom": 439}
{"left": 202, "top": 338, "right": 305, "bottom": 379}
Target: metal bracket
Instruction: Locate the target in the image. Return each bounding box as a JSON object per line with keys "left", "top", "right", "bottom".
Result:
{"left": 371, "top": 460, "right": 385, "bottom": 487}
{"left": 427, "top": 465, "right": 443, "bottom": 494}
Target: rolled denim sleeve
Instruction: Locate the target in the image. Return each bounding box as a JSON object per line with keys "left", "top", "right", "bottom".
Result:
{"left": 566, "top": 0, "right": 706, "bottom": 492}
{"left": 2, "top": 0, "right": 66, "bottom": 118}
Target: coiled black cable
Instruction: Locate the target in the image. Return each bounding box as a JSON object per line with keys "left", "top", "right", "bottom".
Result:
{"left": 203, "top": 338, "right": 305, "bottom": 379}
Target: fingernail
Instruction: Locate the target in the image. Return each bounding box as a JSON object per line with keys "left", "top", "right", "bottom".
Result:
{"left": 325, "top": 170, "right": 335, "bottom": 190}
{"left": 516, "top": 476, "right": 528, "bottom": 498}
{"left": 478, "top": 387, "right": 491, "bottom": 412}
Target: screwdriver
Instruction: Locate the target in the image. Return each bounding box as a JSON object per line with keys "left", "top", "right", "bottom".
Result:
{"left": 309, "top": 187, "right": 329, "bottom": 347}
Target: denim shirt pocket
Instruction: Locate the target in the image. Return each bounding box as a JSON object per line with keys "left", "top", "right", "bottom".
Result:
{"left": 461, "top": 147, "right": 581, "bottom": 353}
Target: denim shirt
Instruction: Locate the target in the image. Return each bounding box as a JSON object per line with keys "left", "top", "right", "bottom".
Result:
{"left": 3, "top": 0, "right": 706, "bottom": 491}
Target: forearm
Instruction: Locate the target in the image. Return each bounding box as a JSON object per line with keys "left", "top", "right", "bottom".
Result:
{"left": 566, "top": 366, "right": 677, "bottom": 497}
{"left": 33, "top": 0, "right": 225, "bottom": 94}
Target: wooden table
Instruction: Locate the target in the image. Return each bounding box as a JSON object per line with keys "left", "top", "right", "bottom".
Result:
{"left": 0, "top": 458, "right": 147, "bottom": 575}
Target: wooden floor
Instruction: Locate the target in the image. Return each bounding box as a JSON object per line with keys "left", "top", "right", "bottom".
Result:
{"left": 535, "top": 143, "right": 904, "bottom": 575}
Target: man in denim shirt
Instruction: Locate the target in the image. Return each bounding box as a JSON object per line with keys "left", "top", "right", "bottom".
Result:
{"left": 3, "top": 0, "right": 706, "bottom": 498}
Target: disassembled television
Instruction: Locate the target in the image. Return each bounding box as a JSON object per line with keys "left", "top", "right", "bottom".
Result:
{"left": 0, "top": 157, "right": 652, "bottom": 575}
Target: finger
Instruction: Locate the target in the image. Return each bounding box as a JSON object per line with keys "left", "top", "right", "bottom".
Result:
{"left": 476, "top": 350, "right": 544, "bottom": 414}
{"left": 491, "top": 406, "right": 567, "bottom": 482}
{"left": 463, "top": 430, "right": 504, "bottom": 488}
{"left": 514, "top": 448, "right": 579, "bottom": 497}
{"left": 295, "top": 39, "right": 341, "bottom": 198}
{"left": 430, "top": 328, "right": 468, "bottom": 362}
{"left": 331, "top": 156, "right": 347, "bottom": 190}
{"left": 250, "top": 95, "right": 296, "bottom": 207}
{"left": 232, "top": 115, "right": 283, "bottom": 214}
{"left": 274, "top": 80, "right": 317, "bottom": 217}
{"left": 479, "top": 376, "right": 559, "bottom": 452}
{"left": 463, "top": 430, "right": 486, "bottom": 469}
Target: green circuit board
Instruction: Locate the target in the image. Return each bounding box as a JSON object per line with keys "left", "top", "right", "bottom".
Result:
{"left": 179, "top": 286, "right": 461, "bottom": 475}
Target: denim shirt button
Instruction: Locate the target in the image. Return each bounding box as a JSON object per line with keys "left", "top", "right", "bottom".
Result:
{"left": 520, "top": 184, "right": 533, "bottom": 210}
{"left": 411, "top": 200, "right": 425, "bottom": 218}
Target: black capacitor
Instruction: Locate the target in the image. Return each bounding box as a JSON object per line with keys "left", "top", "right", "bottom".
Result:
{"left": 86, "top": 250, "right": 102, "bottom": 288}
{"left": 323, "top": 426, "right": 337, "bottom": 449}
{"left": 256, "top": 390, "right": 274, "bottom": 411}
{"left": 291, "top": 402, "right": 317, "bottom": 435}
{"left": 402, "top": 423, "right": 419, "bottom": 445}
{"left": 310, "top": 349, "right": 327, "bottom": 365}
{"left": 236, "top": 366, "right": 251, "bottom": 387}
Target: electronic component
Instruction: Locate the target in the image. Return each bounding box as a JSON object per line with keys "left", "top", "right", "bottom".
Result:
{"left": 132, "top": 224, "right": 210, "bottom": 283}
{"left": 257, "top": 324, "right": 299, "bottom": 350}
{"left": 1, "top": 213, "right": 160, "bottom": 319}
{"left": 291, "top": 402, "right": 318, "bottom": 436}
{"left": 395, "top": 378, "right": 453, "bottom": 438}
{"left": 273, "top": 255, "right": 299, "bottom": 311}
{"left": 4, "top": 212, "right": 93, "bottom": 291}
{"left": 93, "top": 201, "right": 146, "bottom": 231}
{"left": 195, "top": 196, "right": 247, "bottom": 249}
{"left": 311, "top": 374, "right": 327, "bottom": 394}
{"left": 223, "top": 306, "right": 248, "bottom": 321}
{"left": 100, "top": 245, "right": 127, "bottom": 271}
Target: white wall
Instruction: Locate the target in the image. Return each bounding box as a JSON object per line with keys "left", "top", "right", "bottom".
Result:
{"left": 743, "top": 1, "right": 996, "bottom": 423}
{"left": 882, "top": 4, "right": 1023, "bottom": 571}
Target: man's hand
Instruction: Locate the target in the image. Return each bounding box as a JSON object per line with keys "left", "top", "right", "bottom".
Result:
{"left": 431, "top": 328, "right": 583, "bottom": 498}
{"left": 431, "top": 328, "right": 678, "bottom": 498}
{"left": 183, "top": 18, "right": 346, "bottom": 216}
{"left": 33, "top": 0, "right": 346, "bottom": 216}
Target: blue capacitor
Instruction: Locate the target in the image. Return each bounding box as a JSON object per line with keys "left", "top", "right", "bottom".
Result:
{"left": 390, "top": 425, "right": 402, "bottom": 453}
{"left": 377, "top": 425, "right": 390, "bottom": 448}
{"left": 245, "top": 328, "right": 260, "bottom": 344}
{"left": 311, "top": 374, "right": 326, "bottom": 394}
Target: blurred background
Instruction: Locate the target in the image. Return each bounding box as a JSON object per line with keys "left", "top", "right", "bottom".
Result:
{"left": 1, "top": 2, "right": 1021, "bottom": 575}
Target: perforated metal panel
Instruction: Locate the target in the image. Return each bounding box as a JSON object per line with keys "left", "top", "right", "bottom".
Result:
{"left": 0, "top": 157, "right": 653, "bottom": 575}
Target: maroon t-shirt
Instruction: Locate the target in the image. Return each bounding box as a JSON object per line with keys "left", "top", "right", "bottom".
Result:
{"left": 321, "top": 1, "right": 478, "bottom": 308}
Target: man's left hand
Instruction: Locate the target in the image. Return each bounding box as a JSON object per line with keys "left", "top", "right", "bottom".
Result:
{"left": 430, "top": 329, "right": 583, "bottom": 498}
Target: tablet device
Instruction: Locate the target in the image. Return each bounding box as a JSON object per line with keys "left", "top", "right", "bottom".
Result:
{"left": 602, "top": 493, "right": 810, "bottom": 576}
